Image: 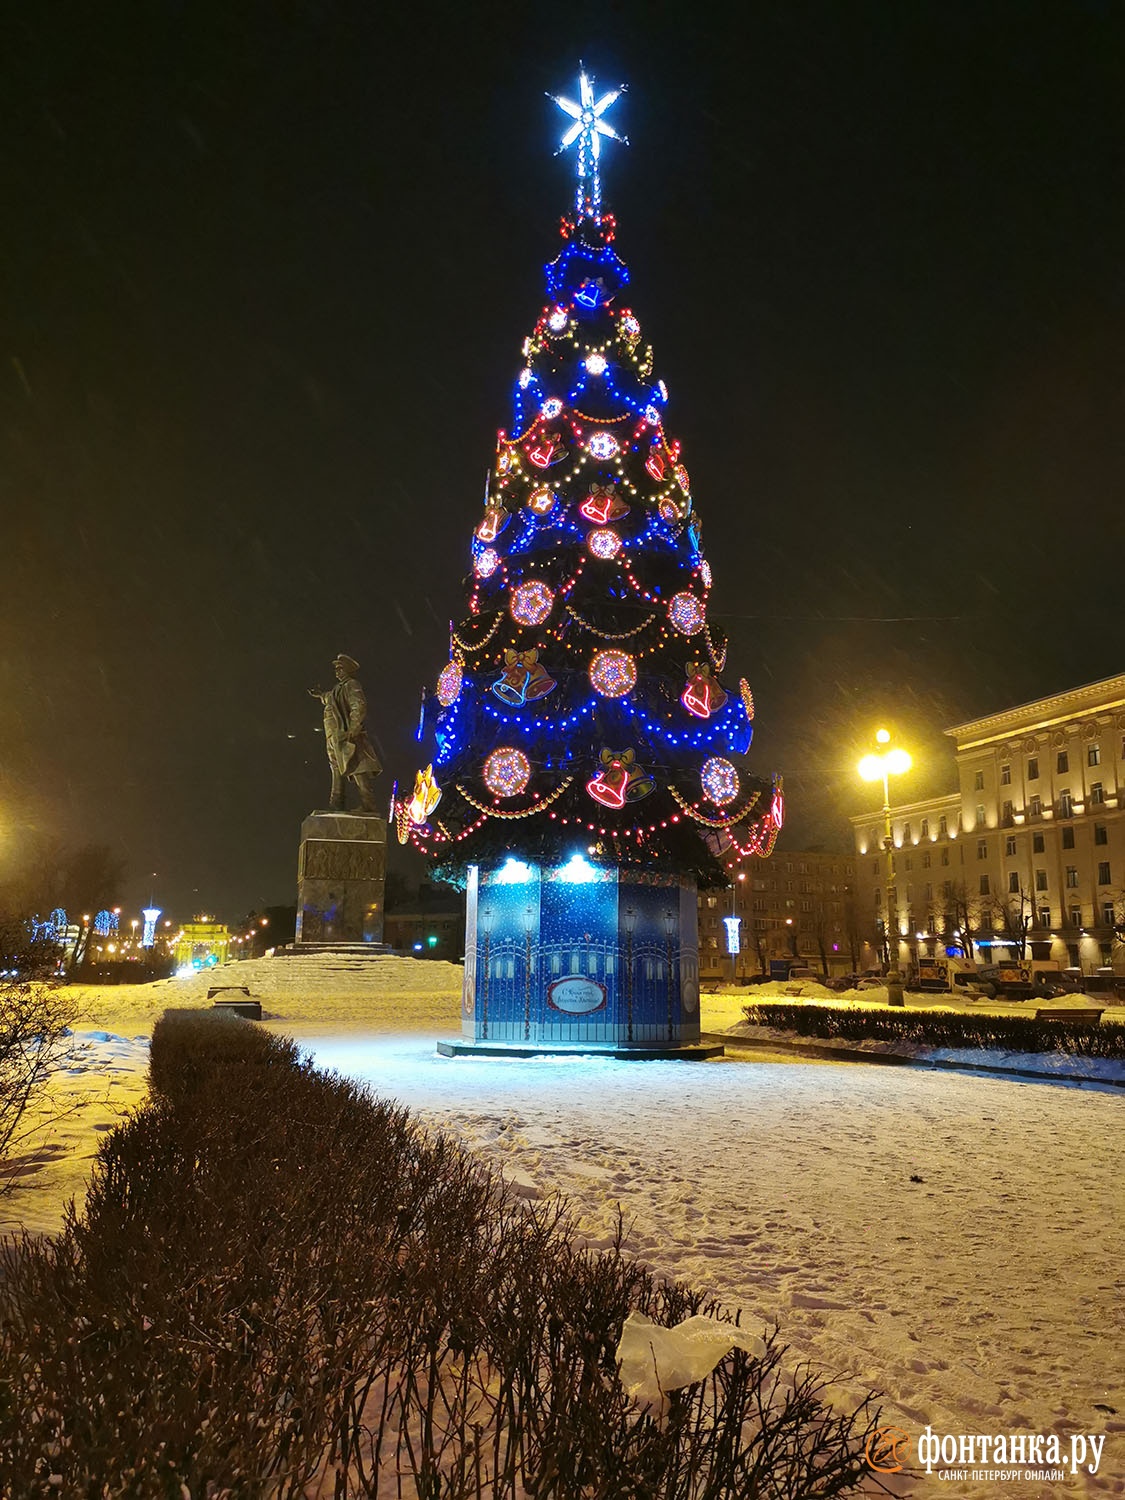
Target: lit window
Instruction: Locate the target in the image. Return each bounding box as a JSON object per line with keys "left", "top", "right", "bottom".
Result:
{"left": 1102, "top": 902, "right": 1116, "bottom": 926}
{"left": 1088, "top": 744, "right": 1101, "bottom": 766}
{"left": 976, "top": 805, "right": 986, "bottom": 827}
{"left": 1029, "top": 794, "right": 1042, "bottom": 817}
{"left": 977, "top": 839, "right": 988, "bottom": 860}
{"left": 1065, "top": 867, "right": 1079, "bottom": 889}
{"left": 1005, "top": 835, "right": 1017, "bottom": 856}
{"left": 1038, "top": 906, "right": 1051, "bottom": 927}
{"left": 1059, "top": 789, "right": 1072, "bottom": 818}
{"left": 1090, "top": 782, "right": 1104, "bottom": 805}
{"left": 1002, "top": 800, "right": 1014, "bottom": 824}
{"left": 1000, "top": 764, "right": 1011, "bottom": 785}
{"left": 938, "top": 815, "right": 948, "bottom": 837}
{"left": 920, "top": 818, "right": 929, "bottom": 838}
{"left": 974, "top": 770, "right": 985, "bottom": 791}
{"left": 903, "top": 822, "right": 912, "bottom": 843}
{"left": 1069, "top": 906, "right": 1082, "bottom": 928}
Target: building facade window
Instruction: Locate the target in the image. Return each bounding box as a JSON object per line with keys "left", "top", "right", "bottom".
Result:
{"left": 1090, "top": 782, "right": 1104, "bottom": 805}
{"left": 1056, "top": 751, "right": 1069, "bottom": 774}
{"left": 1062, "top": 826, "right": 1075, "bottom": 849}
{"left": 1033, "top": 832, "right": 1045, "bottom": 853}
{"left": 1088, "top": 744, "right": 1101, "bottom": 766}
{"left": 974, "top": 770, "right": 985, "bottom": 791}
{"left": 1095, "top": 823, "right": 1108, "bottom": 846}
{"left": 977, "top": 838, "right": 988, "bottom": 860}
{"left": 1029, "top": 794, "right": 1042, "bottom": 817}
{"left": 938, "top": 815, "right": 948, "bottom": 837}
{"left": 1065, "top": 867, "right": 1079, "bottom": 889}
{"left": 1059, "top": 789, "right": 1073, "bottom": 818}
{"left": 1005, "top": 835, "right": 1017, "bottom": 857}
{"left": 1038, "top": 906, "right": 1051, "bottom": 928}
{"left": 1035, "top": 870, "right": 1048, "bottom": 891}
{"left": 1028, "top": 756, "right": 1039, "bottom": 779}
{"left": 1000, "top": 763, "right": 1011, "bottom": 785}
{"left": 922, "top": 851, "right": 931, "bottom": 868}
{"left": 1102, "top": 901, "right": 1116, "bottom": 926}
{"left": 920, "top": 818, "right": 929, "bottom": 838}
{"left": 976, "top": 804, "right": 986, "bottom": 827}
{"left": 1001, "top": 800, "right": 1014, "bottom": 824}
{"left": 941, "top": 848, "right": 950, "bottom": 866}
{"left": 1008, "top": 871, "right": 1020, "bottom": 894}
{"left": 1097, "top": 861, "right": 1111, "bottom": 886}
{"left": 1069, "top": 906, "right": 1082, "bottom": 928}
{"left": 979, "top": 874, "right": 990, "bottom": 896}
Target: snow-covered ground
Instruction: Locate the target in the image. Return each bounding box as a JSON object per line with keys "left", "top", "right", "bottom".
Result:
{"left": 3, "top": 956, "right": 1123, "bottom": 1498}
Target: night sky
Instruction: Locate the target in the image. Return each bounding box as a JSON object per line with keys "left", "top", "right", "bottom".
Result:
{"left": 3, "top": 1, "right": 1121, "bottom": 923}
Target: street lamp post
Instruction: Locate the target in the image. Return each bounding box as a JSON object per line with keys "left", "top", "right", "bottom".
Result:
{"left": 858, "top": 728, "right": 912, "bottom": 1008}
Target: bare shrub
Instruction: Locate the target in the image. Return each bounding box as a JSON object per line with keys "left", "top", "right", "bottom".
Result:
{"left": 0, "top": 979, "right": 81, "bottom": 1188}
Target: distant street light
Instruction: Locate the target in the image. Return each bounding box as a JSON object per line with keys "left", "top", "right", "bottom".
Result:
{"left": 858, "top": 728, "right": 913, "bottom": 1006}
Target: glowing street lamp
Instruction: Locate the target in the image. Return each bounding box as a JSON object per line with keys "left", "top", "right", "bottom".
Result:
{"left": 858, "top": 728, "right": 912, "bottom": 1005}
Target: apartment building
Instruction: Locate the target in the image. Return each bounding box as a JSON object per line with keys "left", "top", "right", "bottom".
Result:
{"left": 849, "top": 673, "right": 1125, "bottom": 974}
{"left": 697, "top": 849, "right": 858, "bottom": 980}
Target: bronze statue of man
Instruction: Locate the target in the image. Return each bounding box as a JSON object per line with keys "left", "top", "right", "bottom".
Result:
{"left": 308, "top": 655, "right": 383, "bottom": 814}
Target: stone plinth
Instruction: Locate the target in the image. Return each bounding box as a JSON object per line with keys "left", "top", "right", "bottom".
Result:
{"left": 458, "top": 858, "right": 701, "bottom": 1049}
{"left": 295, "top": 812, "right": 386, "bottom": 945}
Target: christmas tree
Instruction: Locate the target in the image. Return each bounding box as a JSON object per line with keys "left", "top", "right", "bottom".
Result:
{"left": 399, "top": 71, "right": 781, "bottom": 891}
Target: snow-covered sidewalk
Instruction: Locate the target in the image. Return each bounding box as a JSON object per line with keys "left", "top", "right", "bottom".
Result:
{"left": 3, "top": 956, "right": 1122, "bottom": 1497}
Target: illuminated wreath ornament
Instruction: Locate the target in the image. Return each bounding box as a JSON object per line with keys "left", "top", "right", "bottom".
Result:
{"left": 407, "top": 764, "right": 442, "bottom": 824}
{"left": 492, "top": 648, "right": 556, "bottom": 705}
{"left": 586, "top": 748, "right": 656, "bottom": 808}
{"left": 682, "top": 660, "right": 727, "bottom": 719}
{"left": 509, "top": 580, "right": 555, "bottom": 626}
{"left": 436, "top": 659, "right": 463, "bottom": 707}
{"left": 482, "top": 747, "right": 532, "bottom": 799}
{"left": 668, "top": 592, "right": 705, "bottom": 635}
{"left": 700, "top": 757, "right": 739, "bottom": 806}
{"left": 589, "top": 648, "right": 637, "bottom": 697}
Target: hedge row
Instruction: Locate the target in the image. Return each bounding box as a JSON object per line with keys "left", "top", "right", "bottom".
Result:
{"left": 742, "top": 1002, "right": 1125, "bottom": 1058}
{"left": 0, "top": 1009, "right": 879, "bottom": 1497}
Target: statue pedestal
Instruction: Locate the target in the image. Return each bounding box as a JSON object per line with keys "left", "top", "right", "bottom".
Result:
{"left": 295, "top": 812, "right": 386, "bottom": 945}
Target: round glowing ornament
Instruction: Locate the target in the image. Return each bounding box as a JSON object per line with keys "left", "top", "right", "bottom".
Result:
{"left": 585, "top": 352, "right": 607, "bottom": 375}
{"left": 589, "top": 649, "right": 636, "bottom": 698}
{"left": 588, "top": 432, "right": 620, "bottom": 460}
{"left": 668, "top": 592, "right": 706, "bottom": 635}
{"left": 700, "top": 757, "right": 740, "bottom": 806}
{"left": 436, "top": 660, "right": 463, "bottom": 707}
{"left": 483, "top": 747, "right": 531, "bottom": 799}
{"left": 541, "top": 396, "right": 564, "bottom": 419}
{"left": 509, "top": 580, "right": 554, "bottom": 627}
{"left": 620, "top": 312, "right": 641, "bottom": 341}
{"left": 474, "top": 548, "right": 500, "bottom": 578}
{"left": 587, "top": 528, "right": 622, "bottom": 559}
{"left": 547, "top": 307, "right": 569, "bottom": 333}
{"left": 528, "top": 486, "right": 557, "bottom": 516}
{"left": 643, "top": 404, "right": 660, "bottom": 426}
{"left": 675, "top": 464, "right": 691, "bottom": 494}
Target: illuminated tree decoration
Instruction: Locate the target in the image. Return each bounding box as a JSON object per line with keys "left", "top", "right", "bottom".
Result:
{"left": 620, "top": 311, "right": 641, "bottom": 343}
{"left": 474, "top": 548, "right": 500, "bottom": 578}
{"left": 675, "top": 464, "right": 691, "bottom": 494}
{"left": 527, "top": 434, "right": 567, "bottom": 468}
{"left": 700, "top": 559, "right": 713, "bottom": 589}
{"left": 141, "top": 908, "right": 161, "bottom": 948}
{"left": 587, "top": 431, "right": 619, "bottom": 460}
{"left": 682, "top": 661, "right": 727, "bottom": 719}
{"left": 510, "top": 580, "right": 554, "bottom": 626}
{"left": 668, "top": 591, "right": 705, "bottom": 635}
{"left": 700, "top": 757, "right": 740, "bottom": 806}
{"left": 585, "top": 352, "right": 607, "bottom": 375}
{"left": 541, "top": 396, "right": 564, "bottom": 419}
{"left": 408, "top": 764, "right": 442, "bottom": 823}
{"left": 589, "top": 648, "right": 637, "bottom": 697}
{"left": 771, "top": 784, "right": 785, "bottom": 827}
{"left": 518, "top": 367, "right": 532, "bottom": 388}
{"left": 94, "top": 909, "right": 118, "bottom": 937}
{"left": 528, "top": 486, "right": 557, "bottom": 515}
{"left": 586, "top": 747, "right": 656, "bottom": 807}
{"left": 646, "top": 449, "right": 667, "bottom": 480}
{"left": 436, "top": 659, "right": 463, "bottom": 707}
{"left": 643, "top": 404, "right": 660, "bottom": 425}
{"left": 587, "top": 527, "right": 622, "bottom": 559}
{"left": 476, "top": 507, "right": 510, "bottom": 543}
{"left": 579, "top": 484, "right": 630, "bottom": 524}
{"left": 547, "top": 306, "right": 569, "bottom": 332}
{"left": 658, "top": 496, "right": 685, "bottom": 523}
{"left": 492, "top": 648, "right": 556, "bottom": 705}
{"left": 739, "top": 678, "right": 756, "bottom": 720}
{"left": 484, "top": 747, "right": 532, "bottom": 799}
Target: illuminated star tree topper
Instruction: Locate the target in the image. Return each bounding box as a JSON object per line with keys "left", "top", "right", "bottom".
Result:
{"left": 548, "top": 64, "right": 628, "bottom": 221}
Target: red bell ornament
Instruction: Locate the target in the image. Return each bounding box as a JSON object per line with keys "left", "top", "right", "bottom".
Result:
{"left": 579, "top": 483, "right": 630, "bottom": 525}
{"left": 681, "top": 661, "right": 728, "bottom": 719}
